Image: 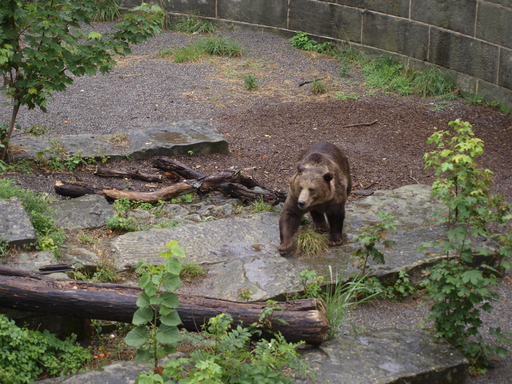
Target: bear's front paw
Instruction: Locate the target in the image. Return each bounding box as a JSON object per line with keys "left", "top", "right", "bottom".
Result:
{"left": 278, "top": 244, "right": 293, "bottom": 257}
{"left": 328, "top": 239, "right": 343, "bottom": 247}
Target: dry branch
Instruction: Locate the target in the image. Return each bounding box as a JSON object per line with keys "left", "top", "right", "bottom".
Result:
{"left": 0, "top": 273, "right": 329, "bottom": 345}
{"left": 94, "top": 165, "right": 163, "bottom": 182}
{"left": 341, "top": 119, "right": 378, "bottom": 128}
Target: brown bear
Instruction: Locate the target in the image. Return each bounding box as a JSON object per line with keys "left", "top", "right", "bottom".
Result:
{"left": 278, "top": 141, "right": 352, "bottom": 256}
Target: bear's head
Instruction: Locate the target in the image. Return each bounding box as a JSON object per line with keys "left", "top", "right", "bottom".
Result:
{"left": 291, "top": 165, "right": 335, "bottom": 210}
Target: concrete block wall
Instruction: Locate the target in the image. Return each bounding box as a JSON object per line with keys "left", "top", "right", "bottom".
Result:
{"left": 120, "top": 0, "right": 512, "bottom": 110}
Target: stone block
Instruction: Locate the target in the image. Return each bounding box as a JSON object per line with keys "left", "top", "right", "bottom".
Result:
{"left": 326, "top": 0, "right": 410, "bottom": 17}
{"left": 499, "top": 48, "right": 512, "bottom": 90}
{"left": 362, "top": 12, "right": 429, "bottom": 60}
{"left": 411, "top": 0, "right": 477, "bottom": 36}
{"left": 289, "top": 0, "right": 362, "bottom": 43}
{"left": 488, "top": 0, "right": 512, "bottom": 7}
{"left": 429, "top": 28, "right": 499, "bottom": 83}
{"left": 160, "top": 0, "right": 216, "bottom": 17}
{"left": 50, "top": 194, "right": 115, "bottom": 230}
{"left": 477, "top": 1, "right": 512, "bottom": 49}
{"left": 296, "top": 329, "right": 469, "bottom": 384}
{"left": 218, "top": 0, "right": 288, "bottom": 29}
{"left": 0, "top": 197, "right": 37, "bottom": 247}
{"left": 478, "top": 81, "right": 512, "bottom": 113}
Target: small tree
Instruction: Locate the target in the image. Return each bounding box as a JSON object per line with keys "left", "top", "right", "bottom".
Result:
{"left": 0, "top": 0, "right": 164, "bottom": 161}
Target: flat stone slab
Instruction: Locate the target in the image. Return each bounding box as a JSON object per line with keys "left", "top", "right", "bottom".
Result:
{"left": 50, "top": 194, "right": 115, "bottom": 230}
{"left": 36, "top": 329, "right": 468, "bottom": 384}
{"left": 0, "top": 197, "right": 38, "bottom": 247}
{"left": 10, "top": 120, "right": 228, "bottom": 161}
{"left": 296, "top": 329, "right": 469, "bottom": 384}
{"left": 111, "top": 185, "right": 455, "bottom": 301}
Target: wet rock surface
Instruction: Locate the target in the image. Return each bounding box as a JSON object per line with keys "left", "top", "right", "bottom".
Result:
{"left": 10, "top": 120, "right": 228, "bottom": 161}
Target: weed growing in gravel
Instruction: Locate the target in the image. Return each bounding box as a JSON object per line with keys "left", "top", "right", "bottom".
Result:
{"left": 173, "top": 45, "right": 203, "bottom": 63}
{"left": 91, "top": 0, "right": 120, "bottom": 22}
{"left": 243, "top": 73, "right": 258, "bottom": 90}
{"left": 174, "top": 16, "right": 215, "bottom": 34}
{"left": 0, "top": 178, "right": 64, "bottom": 253}
{"left": 290, "top": 31, "right": 334, "bottom": 54}
{"left": 334, "top": 92, "right": 360, "bottom": 100}
{"left": 418, "top": 119, "right": 512, "bottom": 374}
{"left": 197, "top": 36, "right": 243, "bottom": 57}
{"left": 310, "top": 79, "right": 326, "bottom": 94}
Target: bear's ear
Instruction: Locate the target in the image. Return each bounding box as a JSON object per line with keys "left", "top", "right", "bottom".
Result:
{"left": 323, "top": 172, "right": 334, "bottom": 183}
{"left": 297, "top": 164, "right": 305, "bottom": 174}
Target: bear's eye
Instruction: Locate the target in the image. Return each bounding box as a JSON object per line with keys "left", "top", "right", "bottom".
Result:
{"left": 309, "top": 188, "right": 315, "bottom": 193}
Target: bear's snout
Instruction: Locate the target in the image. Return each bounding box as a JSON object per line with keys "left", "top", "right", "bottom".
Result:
{"left": 297, "top": 200, "right": 306, "bottom": 209}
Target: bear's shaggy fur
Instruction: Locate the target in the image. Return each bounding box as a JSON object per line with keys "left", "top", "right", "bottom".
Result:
{"left": 278, "top": 142, "right": 352, "bottom": 256}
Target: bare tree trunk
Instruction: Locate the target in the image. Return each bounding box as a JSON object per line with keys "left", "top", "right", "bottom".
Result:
{"left": 0, "top": 103, "right": 20, "bottom": 162}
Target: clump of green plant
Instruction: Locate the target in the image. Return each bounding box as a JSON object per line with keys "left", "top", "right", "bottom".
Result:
{"left": 295, "top": 267, "right": 374, "bottom": 339}
{"left": 172, "top": 45, "right": 203, "bottom": 63}
{"left": 6, "top": 159, "right": 33, "bottom": 174}
{"left": 0, "top": 237, "right": 9, "bottom": 258}
{"left": 123, "top": 240, "right": 185, "bottom": 379}
{"left": 310, "top": 79, "right": 326, "bottom": 94}
{"left": 334, "top": 92, "right": 360, "bottom": 100}
{"left": 236, "top": 287, "right": 256, "bottom": 302}
{"left": 249, "top": 196, "right": 273, "bottom": 213}
{"left": 243, "top": 73, "right": 258, "bottom": 90}
{"left": 174, "top": 16, "right": 215, "bottom": 34}
{"left": 198, "top": 35, "right": 243, "bottom": 57}
{"left": 294, "top": 226, "right": 329, "bottom": 256}
{"left": 164, "top": 310, "right": 314, "bottom": 383}
{"left": 110, "top": 132, "right": 129, "bottom": 146}
{"left": 418, "top": 119, "right": 512, "bottom": 373}
{"left": 352, "top": 211, "right": 397, "bottom": 275}
{"left": 91, "top": 0, "right": 120, "bottom": 22}
{"left": 180, "top": 261, "right": 207, "bottom": 280}
{"left": 0, "top": 179, "right": 64, "bottom": 253}
{"left": 359, "top": 270, "right": 414, "bottom": 302}
{"left": 0, "top": 314, "right": 91, "bottom": 384}
{"left": 411, "top": 65, "right": 456, "bottom": 98}
{"left": 290, "top": 31, "right": 334, "bottom": 54}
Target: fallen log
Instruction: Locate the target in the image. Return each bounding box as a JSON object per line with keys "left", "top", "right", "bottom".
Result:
{"left": 216, "top": 182, "right": 287, "bottom": 205}
{"left": 153, "top": 156, "right": 260, "bottom": 189}
{"left": 0, "top": 274, "right": 329, "bottom": 345}
{"left": 54, "top": 170, "right": 242, "bottom": 203}
{"left": 94, "top": 165, "right": 164, "bottom": 182}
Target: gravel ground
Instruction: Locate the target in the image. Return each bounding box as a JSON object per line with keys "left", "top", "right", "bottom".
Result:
{"left": 1, "top": 23, "right": 512, "bottom": 382}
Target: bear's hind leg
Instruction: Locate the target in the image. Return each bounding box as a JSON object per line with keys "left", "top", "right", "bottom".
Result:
{"left": 310, "top": 210, "right": 329, "bottom": 232}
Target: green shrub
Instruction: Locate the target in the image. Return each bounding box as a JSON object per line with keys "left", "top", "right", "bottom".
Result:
{"left": 0, "top": 314, "right": 91, "bottom": 384}
{"left": 290, "top": 31, "right": 334, "bottom": 54}
{"left": 243, "top": 73, "right": 258, "bottom": 90}
{"left": 418, "top": 119, "right": 512, "bottom": 373}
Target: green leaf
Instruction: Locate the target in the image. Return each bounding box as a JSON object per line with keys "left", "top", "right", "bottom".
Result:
{"left": 136, "top": 291, "right": 151, "bottom": 309}
{"left": 171, "top": 244, "right": 186, "bottom": 258}
{"left": 87, "top": 32, "right": 103, "bottom": 40}
{"left": 160, "top": 310, "right": 182, "bottom": 327}
{"left": 133, "top": 308, "right": 154, "bottom": 325}
{"left": 156, "top": 325, "right": 181, "bottom": 345}
{"left": 135, "top": 347, "right": 153, "bottom": 365}
{"left": 162, "top": 273, "right": 182, "bottom": 291}
{"left": 160, "top": 292, "right": 181, "bottom": 309}
{"left": 461, "top": 270, "right": 483, "bottom": 285}
{"left": 124, "top": 326, "right": 150, "bottom": 347}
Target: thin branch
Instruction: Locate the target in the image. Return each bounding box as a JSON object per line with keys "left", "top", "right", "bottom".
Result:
{"left": 341, "top": 120, "right": 378, "bottom": 128}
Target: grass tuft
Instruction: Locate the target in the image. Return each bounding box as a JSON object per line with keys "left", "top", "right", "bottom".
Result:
{"left": 294, "top": 226, "right": 329, "bottom": 256}
{"left": 174, "top": 16, "right": 215, "bottom": 35}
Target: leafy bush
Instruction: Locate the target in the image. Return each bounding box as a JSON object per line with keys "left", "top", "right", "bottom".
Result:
{"left": 0, "top": 179, "right": 64, "bottom": 252}
{"left": 0, "top": 314, "right": 91, "bottom": 384}
{"left": 243, "top": 73, "right": 258, "bottom": 90}
{"left": 290, "top": 31, "right": 334, "bottom": 54}
{"left": 418, "top": 119, "right": 512, "bottom": 373}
